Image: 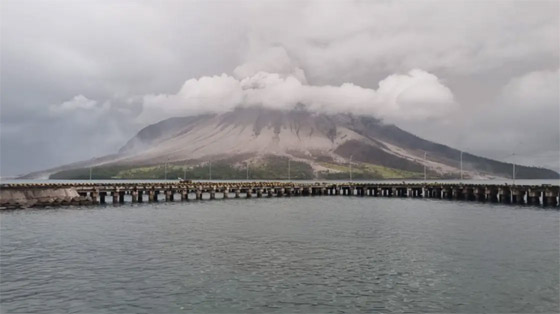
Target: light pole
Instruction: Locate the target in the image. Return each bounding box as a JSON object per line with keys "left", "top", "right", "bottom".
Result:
{"left": 423, "top": 152, "right": 427, "bottom": 181}
{"left": 288, "top": 159, "right": 291, "bottom": 181}
{"left": 349, "top": 155, "right": 353, "bottom": 181}
{"left": 460, "top": 151, "right": 463, "bottom": 180}
{"left": 512, "top": 153, "right": 516, "bottom": 185}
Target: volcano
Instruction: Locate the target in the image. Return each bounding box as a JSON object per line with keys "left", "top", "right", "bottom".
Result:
{"left": 26, "top": 107, "right": 559, "bottom": 180}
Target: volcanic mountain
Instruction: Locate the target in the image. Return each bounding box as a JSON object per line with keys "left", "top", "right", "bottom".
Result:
{"left": 30, "top": 107, "right": 558, "bottom": 180}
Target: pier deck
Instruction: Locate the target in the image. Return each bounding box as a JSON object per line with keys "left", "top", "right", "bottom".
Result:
{"left": 1, "top": 182, "right": 558, "bottom": 209}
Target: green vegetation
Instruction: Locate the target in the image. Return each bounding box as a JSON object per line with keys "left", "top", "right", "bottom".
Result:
{"left": 317, "top": 162, "right": 423, "bottom": 180}
{"left": 49, "top": 157, "right": 314, "bottom": 180}
{"left": 50, "top": 165, "right": 131, "bottom": 180}
{"left": 50, "top": 158, "right": 462, "bottom": 181}
{"left": 248, "top": 156, "right": 313, "bottom": 180}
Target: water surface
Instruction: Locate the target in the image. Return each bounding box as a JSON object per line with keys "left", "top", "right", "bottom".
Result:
{"left": 1, "top": 197, "right": 558, "bottom": 313}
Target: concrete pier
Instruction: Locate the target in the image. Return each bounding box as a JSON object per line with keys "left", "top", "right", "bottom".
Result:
{"left": 1, "top": 182, "right": 558, "bottom": 209}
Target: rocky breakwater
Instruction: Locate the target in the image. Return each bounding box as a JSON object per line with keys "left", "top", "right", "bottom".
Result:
{"left": 0, "top": 186, "right": 93, "bottom": 209}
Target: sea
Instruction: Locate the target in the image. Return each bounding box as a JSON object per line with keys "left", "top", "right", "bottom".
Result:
{"left": 0, "top": 179, "right": 559, "bottom": 313}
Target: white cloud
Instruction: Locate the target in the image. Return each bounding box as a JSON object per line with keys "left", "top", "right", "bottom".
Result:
{"left": 233, "top": 46, "right": 308, "bottom": 84}
{"left": 136, "top": 68, "right": 458, "bottom": 125}
{"left": 49, "top": 95, "right": 105, "bottom": 113}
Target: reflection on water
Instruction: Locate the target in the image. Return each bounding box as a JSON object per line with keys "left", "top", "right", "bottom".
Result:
{"left": 1, "top": 197, "right": 559, "bottom": 313}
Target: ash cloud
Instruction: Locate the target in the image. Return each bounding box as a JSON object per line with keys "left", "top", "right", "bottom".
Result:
{"left": 138, "top": 63, "right": 457, "bottom": 125}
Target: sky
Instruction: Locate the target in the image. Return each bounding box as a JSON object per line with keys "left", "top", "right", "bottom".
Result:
{"left": 1, "top": 0, "right": 559, "bottom": 176}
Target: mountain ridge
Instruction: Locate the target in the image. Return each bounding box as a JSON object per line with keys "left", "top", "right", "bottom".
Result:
{"left": 21, "top": 106, "right": 559, "bottom": 180}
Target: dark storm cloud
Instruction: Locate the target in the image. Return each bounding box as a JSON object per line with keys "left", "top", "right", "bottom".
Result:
{"left": 1, "top": 0, "right": 558, "bottom": 176}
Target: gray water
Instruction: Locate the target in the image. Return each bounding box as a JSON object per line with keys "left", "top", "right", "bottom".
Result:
{"left": 1, "top": 198, "right": 558, "bottom": 313}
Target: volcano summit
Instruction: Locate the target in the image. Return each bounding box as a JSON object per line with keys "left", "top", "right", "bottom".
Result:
{"left": 29, "top": 107, "right": 558, "bottom": 180}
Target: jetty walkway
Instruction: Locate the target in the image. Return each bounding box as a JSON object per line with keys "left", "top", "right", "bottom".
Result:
{"left": 1, "top": 182, "right": 559, "bottom": 209}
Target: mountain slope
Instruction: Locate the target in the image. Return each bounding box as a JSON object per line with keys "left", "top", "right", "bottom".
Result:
{"left": 27, "top": 106, "right": 559, "bottom": 180}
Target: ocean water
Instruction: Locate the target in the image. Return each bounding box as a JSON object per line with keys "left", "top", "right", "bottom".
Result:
{"left": 1, "top": 197, "right": 558, "bottom": 313}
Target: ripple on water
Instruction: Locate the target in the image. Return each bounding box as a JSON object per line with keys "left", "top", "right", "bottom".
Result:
{"left": 1, "top": 197, "right": 559, "bottom": 313}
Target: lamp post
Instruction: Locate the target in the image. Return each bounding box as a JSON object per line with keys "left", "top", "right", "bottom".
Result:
{"left": 288, "top": 159, "right": 291, "bottom": 181}
{"left": 423, "top": 152, "right": 427, "bottom": 182}
{"left": 349, "top": 155, "right": 353, "bottom": 181}
{"left": 512, "top": 153, "right": 516, "bottom": 185}
{"left": 460, "top": 151, "right": 463, "bottom": 181}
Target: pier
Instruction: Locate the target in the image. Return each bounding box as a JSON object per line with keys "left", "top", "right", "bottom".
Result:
{"left": 1, "top": 182, "right": 559, "bottom": 209}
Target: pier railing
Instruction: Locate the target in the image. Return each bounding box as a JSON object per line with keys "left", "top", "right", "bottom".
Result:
{"left": 1, "top": 182, "right": 558, "bottom": 209}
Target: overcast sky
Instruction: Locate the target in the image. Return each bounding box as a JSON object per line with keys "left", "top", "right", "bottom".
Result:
{"left": 1, "top": 0, "right": 559, "bottom": 176}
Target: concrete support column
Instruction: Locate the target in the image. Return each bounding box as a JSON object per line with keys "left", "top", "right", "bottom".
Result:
{"left": 406, "top": 188, "right": 412, "bottom": 197}
{"left": 485, "top": 188, "right": 498, "bottom": 202}
{"left": 148, "top": 190, "right": 155, "bottom": 202}
{"left": 131, "top": 190, "right": 138, "bottom": 203}
{"left": 257, "top": 189, "right": 263, "bottom": 198}
{"left": 276, "top": 188, "right": 283, "bottom": 197}
{"left": 246, "top": 188, "right": 252, "bottom": 198}
{"left": 165, "top": 190, "right": 173, "bottom": 202}
{"left": 112, "top": 191, "right": 119, "bottom": 204}
{"left": 222, "top": 189, "right": 229, "bottom": 199}
{"left": 210, "top": 189, "right": 216, "bottom": 200}
{"left": 181, "top": 190, "right": 189, "bottom": 201}
{"left": 527, "top": 190, "right": 540, "bottom": 205}
{"left": 511, "top": 189, "right": 523, "bottom": 204}
{"left": 285, "top": 188, "right": 292, "bottom": 197}
{"left": 267, "top": 189, "right": 273, "bottom": 197}
{"left": 335, "top": 187, "right": 340, "bottom": 195}
{"left": 463, "top": 188, "right": 474, "bottom": 201}
{"left": 544, "top": 189, "right": 557, "bottom": 206}
{"left": 424, "top": 188, "right": 430, "bottom": 197}
{"left": 474, "top": 188, "right": 484, "bottom": 201}
{"left": 137, "top": 191, "right": 143, "bottom": 202}
{"left": 91, "top": 191, "right": 100, "bottom": 204}
{"left": 196, "top": 189, "right": 202, "bottom": 200}
{"left": 498, "top": 188, "right": 511, "bottom": 203}
{"left": 452, "top": 188, "right": 462, "bottom": 200}
{"left": 235, "top": 189, "right": 240, "bottom": 198}
{"left": 99, "top": 192, "right": 106, "bottom": 204}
